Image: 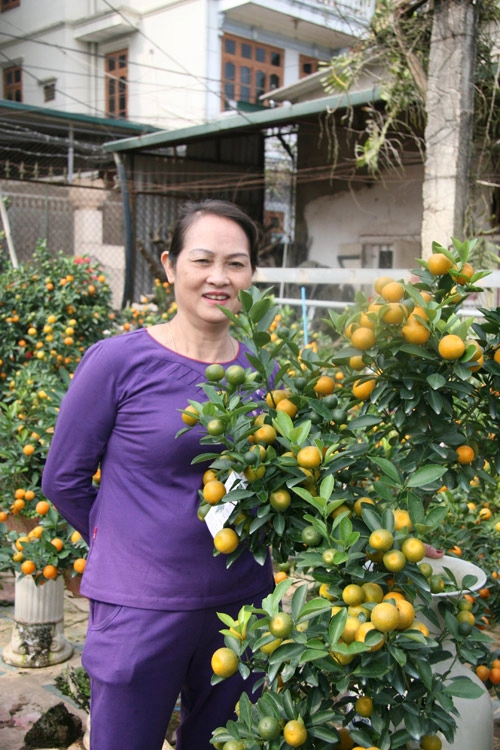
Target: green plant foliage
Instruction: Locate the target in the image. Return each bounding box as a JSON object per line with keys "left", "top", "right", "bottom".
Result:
{"left": 179, "top": 241, "right": 500, "bottom": 748}
{"left": 54, "top": 666, "right": 91, "bottom": 713}
{"left": 0, "top": 241, "right": 116, "bottom": 581}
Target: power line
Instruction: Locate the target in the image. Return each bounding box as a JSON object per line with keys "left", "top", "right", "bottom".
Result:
{"left": 101, "top": 0, "right": 255, "bottom": 125}
{"left": 0, "top": 31, "right": 216, "bottom": 81}
{"left": 0, "top": 49, "right": 118, "bottom": 130}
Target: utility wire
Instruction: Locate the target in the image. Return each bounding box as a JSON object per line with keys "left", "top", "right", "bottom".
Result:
{"left": 101, "top": 0, "right": 255, "bottom": 125}
{"left": 0, "top": 30, "right": 220, "bottom": 82}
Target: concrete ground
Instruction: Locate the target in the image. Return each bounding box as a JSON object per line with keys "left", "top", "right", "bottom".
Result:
{"left": 0, "top": 573, "right": 175, "bottom": 750}
{"left": 1, "top": 570, "right": 500, "bottom": 750}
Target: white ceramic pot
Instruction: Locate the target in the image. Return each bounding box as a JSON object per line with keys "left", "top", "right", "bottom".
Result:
{"left": 415, "top": 555, "right": 493, "bottom": 750}
{"left": 2, "top": 573, "right": 73, "bottom": 667}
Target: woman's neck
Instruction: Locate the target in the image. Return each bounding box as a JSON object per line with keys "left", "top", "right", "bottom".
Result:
{"left": 152, "top": 316, "right": 237, "bottom": 363}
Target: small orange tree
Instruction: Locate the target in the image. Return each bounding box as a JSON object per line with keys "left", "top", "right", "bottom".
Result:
{"left": 179, "top": 239, "right": 500, "bottom": 749}
{"left": 0, "top": 241, "right": 114, "bottom": 583}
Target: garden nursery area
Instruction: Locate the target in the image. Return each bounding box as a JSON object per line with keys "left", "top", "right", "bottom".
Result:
{"left": 1, "top": 237, "right": 500, "bottom": 750}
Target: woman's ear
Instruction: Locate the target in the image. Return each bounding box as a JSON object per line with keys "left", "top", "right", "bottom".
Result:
{"left": 161, "top": 251, "right": 175, "bottom": 283}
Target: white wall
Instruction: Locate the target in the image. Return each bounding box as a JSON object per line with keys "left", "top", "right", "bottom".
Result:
{"left": 127, "top": 0, "right": 209, "bottom": 128}
{"left": 305, "top": 164, "right": 424, "bottom": 266}
{"left": 0, "top": 0, "right": 361, "bottom": 127}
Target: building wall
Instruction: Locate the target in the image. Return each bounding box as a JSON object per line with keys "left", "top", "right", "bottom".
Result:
{"left": 302, "top": 164, "right": 424, "bottom": 268}
{"left": 0, "top": 0, "right": 356, "bottom": 128}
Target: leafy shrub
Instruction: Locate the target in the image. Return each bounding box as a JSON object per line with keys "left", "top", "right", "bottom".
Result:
{"left": 179, "top": 240, "right": 500, "bottom": 749}
{"left": 0, "top": 242, "right": 115, "bottom": 582}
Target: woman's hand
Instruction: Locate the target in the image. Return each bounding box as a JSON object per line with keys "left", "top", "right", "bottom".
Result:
{"left": 424, "top": 544, "right": 444, "bottom": 559}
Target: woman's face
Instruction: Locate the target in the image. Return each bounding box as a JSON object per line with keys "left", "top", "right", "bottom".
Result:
{"left": 162, "top": 212, "right": 254, "bottom": 328}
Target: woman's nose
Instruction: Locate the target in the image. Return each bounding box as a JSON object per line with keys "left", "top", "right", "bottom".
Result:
{"left": 207, "top": 263, "right": 229, "bottom": 284}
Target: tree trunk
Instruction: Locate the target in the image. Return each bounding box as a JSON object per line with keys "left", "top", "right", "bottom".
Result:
{"left": 420, "top": 0, "right": 478, "bottom": 257}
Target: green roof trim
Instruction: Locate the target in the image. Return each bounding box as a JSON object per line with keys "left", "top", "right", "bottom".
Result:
{"left": 103, "top": 87, "right": 382, "bottom": 153}
{"left": 0, "top": 99, "right": 159, "bottom": 134}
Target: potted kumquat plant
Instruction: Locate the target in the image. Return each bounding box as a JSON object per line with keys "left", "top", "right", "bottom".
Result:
{"left": 0, "top": 242, "right": 115, "bottom": 666}
{"left": 179, "top": 239, "right": 500, "bottom": 750}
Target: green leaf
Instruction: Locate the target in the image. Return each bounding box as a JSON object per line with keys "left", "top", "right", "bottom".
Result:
{"left": 273, "top": 513, "right": 285, "bottom": 535}
{"left": 253, "top": 331, "right": 271, "bottom": 348}
{"left": 403, "top": 712, "right": 423, "bottom": 740}
{"left": 319, "top": 474, "right": 334, "bottom": 502}
{"left": 272, "top": 410, "right": 294, "bottom": 440}
{"left": 297, "top": 597, "right": 333, "bottom": 620}
{"left": 400, "top": 344, "right": 435, "bottom": 360}
{"left": 416, "top": 658, "right": 433, "bottom": 690}
{"left": 299, "top": 647, "right": 330, "bottom": 663}
{"left": 370, "top": 456, "right": 402, "bottom": 486}
{"left": 289, "top": 421, "right": 312, "bottom": 446}
{"left": 260, "top": 579, "right": 293, "bottom": 616}
{"left": 427, "top": 389, "right": 443, "bottom": 414}
{"left": 328, "top": 608, "right": 347, "bottom": 647}
{"left": 217, "top": 612, "right": 236, "bottom": 628}
{"left": 309, "top": 726, "right": 343, "bottom": 742}
{"left": 352, "top": 660, "right": 389, "bottom": 677}
{"left": 239, "top": 289, "right": 255, "bottom": 313}
{"left": 421, "top": 503, "right": 448, "bottom": 530}
{"left": 407, "top": 493, "right": 425, "bottom": 524}
{"left": 427, "top": 373, "right": 446, "bottom": 390}
{"left": 237, "top": 691, "right": 252, "bottom": 727}
{"left": 348, "top": 414, "right": 382, "bottom": 430}
{"left": 407, "top": 465, "right": 446, "bottom": 488}
{"left": 291, "top": 584, "right": 309, "bottom": 622}
{"left": 250, "top": 297, "right": 273, "bottom": 323}
{"left": 444, "top": 676, "right": 487, "bottom": 699}
{"left": 359, "top": 504, "right": 382, "bottom": 532}
{"left": 269, "top": 642, "right": 304, "bottom": 664}
{"left": 309, "top": 710, "right": 340, "bottom": 726}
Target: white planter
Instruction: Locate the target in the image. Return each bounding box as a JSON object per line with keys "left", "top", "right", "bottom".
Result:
{"left": 83, "top": 715, "right": 90, "bottom": 750}
{"left": 415, "top": 555, "right": 493, "bottom": 750}
{"left": 2, "top": 574, "right": 73, "bottom": 668}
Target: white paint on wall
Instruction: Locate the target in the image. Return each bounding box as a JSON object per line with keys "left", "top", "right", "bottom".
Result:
{"left": 305, "top": 164, "right": 424, "bottom": 266}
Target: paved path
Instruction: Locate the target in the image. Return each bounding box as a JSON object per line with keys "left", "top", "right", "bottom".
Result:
{"left": 1, "top": 571, "right": 500, "bottom": 749}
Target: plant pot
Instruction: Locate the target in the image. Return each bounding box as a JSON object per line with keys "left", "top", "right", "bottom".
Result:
{"left": 83, "top": 715, "right": 90, "bottom": 750}
{"left": 5, "top": 515, "right": 39, "bottom": 534}
{"left": 2, "top": 573, "right": 73, "bottom": 668}
{"left": 414, "top": 555, "right": 493, "bottom": 750}
{"left": 63, "top": 569, "right": 83, "bottom": 597}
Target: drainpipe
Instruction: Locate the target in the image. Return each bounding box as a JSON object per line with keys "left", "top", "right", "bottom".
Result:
{"left": 67, "top": 124, "right": 74, "bottom": 185}
{"left": 113, "top": 152, "right": 134, "bottom": 307}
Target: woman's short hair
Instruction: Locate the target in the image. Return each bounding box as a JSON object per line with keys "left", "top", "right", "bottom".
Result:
{"left": 168, "top": 199, "right": 260, "bottom": 270}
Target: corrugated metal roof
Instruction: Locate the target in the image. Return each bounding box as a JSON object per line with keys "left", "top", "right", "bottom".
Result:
{"left": 103, "top": 87, "right": 382, "bottom": 153}
{"left": 0, "top": 100, "right": 158, "bottom": 136}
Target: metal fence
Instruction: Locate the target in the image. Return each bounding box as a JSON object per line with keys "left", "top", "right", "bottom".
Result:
{"left": 0, "top": 179, "right": 126, "bottom": 309}
{"left": 2, "top": 179, "right": 500, "bottom": 317}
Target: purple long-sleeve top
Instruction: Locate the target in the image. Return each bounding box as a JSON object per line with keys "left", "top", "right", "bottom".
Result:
{"left": 42, "top": 328, "right": 273, "bottom": 610}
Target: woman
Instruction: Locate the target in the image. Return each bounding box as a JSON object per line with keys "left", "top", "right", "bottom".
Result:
{"left": 42, "top": 199, "right": 274, "bottom": 749}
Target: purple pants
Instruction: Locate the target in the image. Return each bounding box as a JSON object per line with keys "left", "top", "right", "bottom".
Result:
{"left": 82, "top": 589, "right": 270, "bottom": 750}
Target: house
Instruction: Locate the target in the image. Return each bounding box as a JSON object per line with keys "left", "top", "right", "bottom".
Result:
{"left": 1, "top": 0, "right": 380, "bottom": 305}
{"left": 0, "top": 0, "right": 374, "bottom": 129}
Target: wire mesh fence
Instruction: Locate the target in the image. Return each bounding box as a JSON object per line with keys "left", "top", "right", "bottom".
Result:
{"left": 0, "top": 178, "right": 126, "bottom": 309}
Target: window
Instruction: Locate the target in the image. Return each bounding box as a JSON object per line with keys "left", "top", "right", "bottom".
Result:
{"left": 3, "top": 65, "right": 22, "bottom": 102}
{"left": 221, "top": 34, "right": 283, "bottom": 110}
{"left": 299, "top": 55, "right": 320, "bottom": 79}
{"left": 43, "top": 81, "right": 56, "bottom": 102}
{"left": 363, "top": 243, "right": 394, "bottom": 269}
{"left": 1, "top": 0, "right": 20, "bottom": 11}
{"left": 264, "top": 210, "right": 285, "bottom": 234}
{"left": 105, "top": 49, "right": 128, "bottom": 119}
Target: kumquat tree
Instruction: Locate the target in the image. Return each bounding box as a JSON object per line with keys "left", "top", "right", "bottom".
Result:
{"left": 178, "top": 238, "right": 500, "bottom": 750}
{"left": 0, "top": 241, "right": 115, "bottom": 585}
